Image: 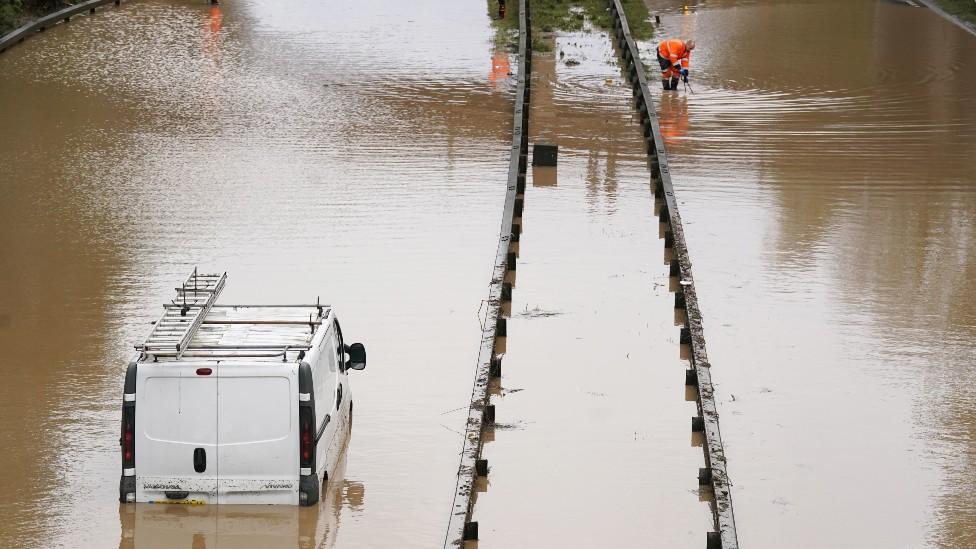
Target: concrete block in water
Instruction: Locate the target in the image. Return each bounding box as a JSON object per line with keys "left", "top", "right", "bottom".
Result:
{"left": 532, "top": 143, "right": 558, "bottom": 166}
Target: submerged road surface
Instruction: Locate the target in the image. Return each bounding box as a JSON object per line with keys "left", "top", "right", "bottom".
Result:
{"left": 646, "top": 0, "right": 976, "bottom": 547}
{"left": 0, "top": 1, "right": 513, "bottom": 547}
{"left": 1, "top": 0, "right": 975, "bottom": 547}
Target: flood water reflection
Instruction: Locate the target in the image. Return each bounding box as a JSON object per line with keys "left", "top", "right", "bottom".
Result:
{"left": 0, "top": 1, "right": 512, "bottom": 547}
{"left": 645, "top": 0, "right": 976, "bottom": 547}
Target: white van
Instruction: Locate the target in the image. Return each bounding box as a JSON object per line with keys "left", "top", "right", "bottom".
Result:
{"left": 119, "top": 271, "right": 366, "bottom": 506}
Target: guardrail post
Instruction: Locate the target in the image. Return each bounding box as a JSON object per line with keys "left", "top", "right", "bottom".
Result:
{"left": 490, "top": 356, "right": 502, "bottom": 377}
{"left": 463, "top": 522, "right": 479, "bottom": 541}
{"left": 484, "top": 405, "right": 496, "bottom": 424}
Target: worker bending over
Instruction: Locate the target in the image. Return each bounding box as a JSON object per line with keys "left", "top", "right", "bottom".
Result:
{"left": 657, "top": 38, "right": 695, "bottom": 91}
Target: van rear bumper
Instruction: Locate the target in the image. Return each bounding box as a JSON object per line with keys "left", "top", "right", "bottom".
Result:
{"left": 119, "top": 475, "right": 135, "bottom": 503}
{"left": 136, "top": 477, "right": 217, "bottom": 505}
{"left": 127, "top": 476, "right": 305, "bottom": 505}
{"left": 299, "top": 473, "right": 319, "bottom": 506}
{"left": 218, "top": 477, "right": 300, "bottom": 505}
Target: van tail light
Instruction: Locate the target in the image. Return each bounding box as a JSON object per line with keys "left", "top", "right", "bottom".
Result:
{"left": 299, "top": 407, "right": 314, "bottom": 469}
{"left": 121, "top": 406, "right": 135, "bottom": 468}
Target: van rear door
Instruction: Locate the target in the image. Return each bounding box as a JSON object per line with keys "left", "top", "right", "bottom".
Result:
{"left": 136, "top": 363, "right": 218, "bottom": 504}
{"left": 216, "top": 364, "right": 299, "bottom": 504}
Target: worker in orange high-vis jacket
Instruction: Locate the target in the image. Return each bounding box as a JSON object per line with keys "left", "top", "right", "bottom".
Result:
{"left": 657, "top": 38, "right": 695, "bottom": 91}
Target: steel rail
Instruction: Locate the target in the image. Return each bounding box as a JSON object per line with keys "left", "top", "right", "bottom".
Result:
{"left": 606, "top": 2, "right": 739, "bottom": 548}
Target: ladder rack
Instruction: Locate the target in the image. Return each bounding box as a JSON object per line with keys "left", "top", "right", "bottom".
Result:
{"left": 140, "top": 270, "right": 226, "bottom": 359}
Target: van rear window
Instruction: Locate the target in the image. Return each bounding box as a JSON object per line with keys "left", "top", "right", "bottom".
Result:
{"left": 218, "top": 377, "right": 291, "bottom": 444}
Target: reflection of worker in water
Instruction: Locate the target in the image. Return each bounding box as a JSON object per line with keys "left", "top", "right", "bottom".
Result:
{"left": 657, "top": 38, "right": 695, "bottom": 91}
{"left": 659, "top": 95, "right": 689, "bottom": 143}
{"left": 209, "top": 5, "right": 222, "bottom": 36}
{"left": 204, "top": 3, "right": 223, "bottom": 59}
{"left": 489, "top": 47, "right": 511, "bottom": 88}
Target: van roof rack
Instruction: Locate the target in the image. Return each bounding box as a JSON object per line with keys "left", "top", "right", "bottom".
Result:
{"left": 137, "top": 270, "right": 331, "bottom": 363}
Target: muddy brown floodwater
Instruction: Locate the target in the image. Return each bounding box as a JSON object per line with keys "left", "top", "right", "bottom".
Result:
{"left": 2, "top": 0, "right": 975, "bottom": 547}
{"left": 644, "top": 0, "right": 976, "bottom": 547}
{"left": 0, "top": 1, "right": 514, "bottom": 547}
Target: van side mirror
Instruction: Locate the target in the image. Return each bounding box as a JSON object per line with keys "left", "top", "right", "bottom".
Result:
{"left": 344, "top": 343, "right": 366, "bottom": 371}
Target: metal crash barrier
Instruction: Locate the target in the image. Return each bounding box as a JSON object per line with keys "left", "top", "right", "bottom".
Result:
{"left": 606, "top": 1, "right": 739, "bottom": 548}
{"left": 442, "top": 0, "right": 531, "bottom": 545}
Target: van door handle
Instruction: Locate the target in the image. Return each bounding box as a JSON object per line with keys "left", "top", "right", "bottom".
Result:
{"left": 193, "top": 448, "right": 206, "bottom": 473}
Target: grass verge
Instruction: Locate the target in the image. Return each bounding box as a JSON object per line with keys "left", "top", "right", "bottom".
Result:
{"left": 1, "top": 1, "right": 65, "bottom": 36}
{"left": 488, "top": 0, "right": 653, "bottom": 51}
{"left": 932, "top": 0, "right": 976, "bottom": 26}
